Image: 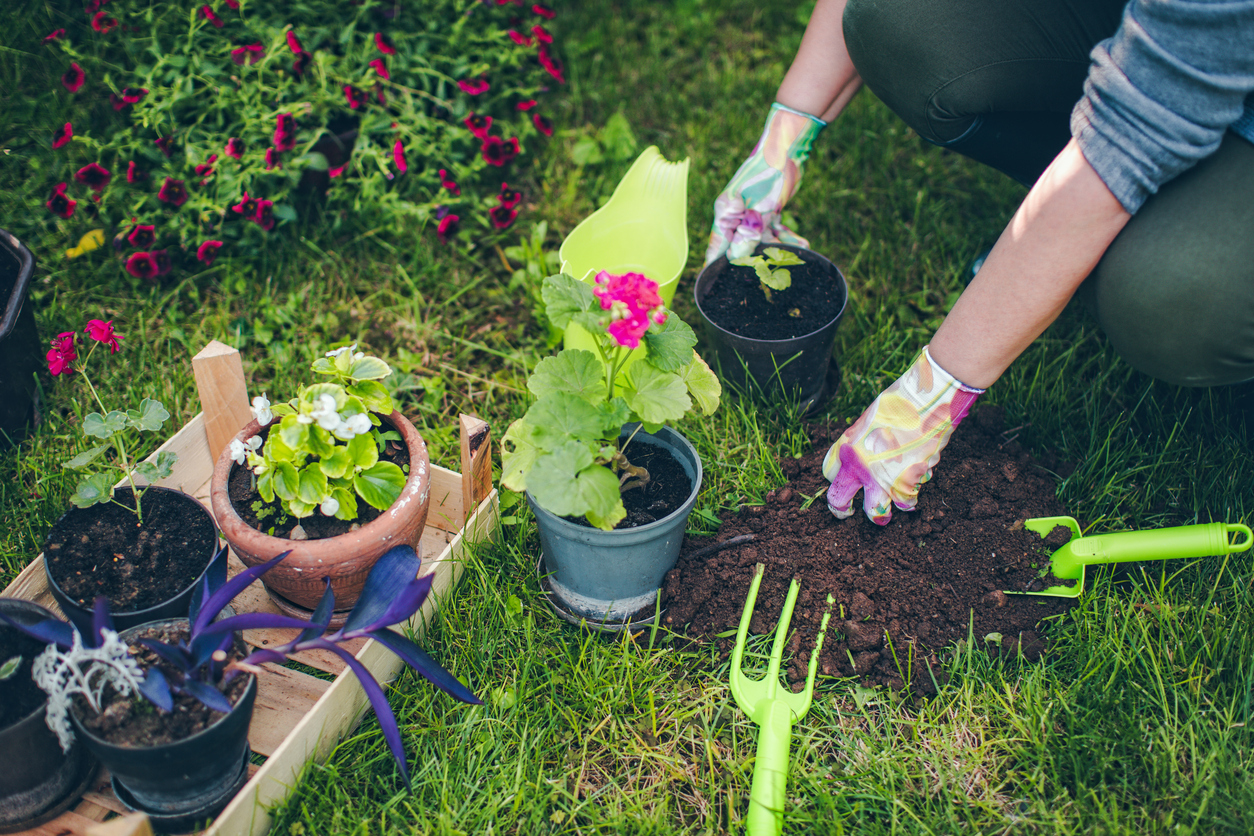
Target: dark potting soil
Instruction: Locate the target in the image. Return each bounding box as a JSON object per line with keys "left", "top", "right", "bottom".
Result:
{"left": 44, "top": 489, "right": 218, "bottom": 613}
{"left": 0, "top": 629, "right": 48, "bottom": 730}
{"left": 567, "top": 440, "right": 693, "bottom": 530}
{"left": 228, "top": 437, "right": 410, "bottom": 539}
{"left": 701, "top": 245, "right": 844, "bottom": 341}
{"left": 76, "top": 622, "right": 249, "bottom": 747}
{"left": 662, "top": 406, "right": 1077, "bottom": 694}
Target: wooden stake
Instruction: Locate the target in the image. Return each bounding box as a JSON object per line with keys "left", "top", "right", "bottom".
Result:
{"left": 459, "top": 414, "right": 492, "bottom": 524}
{"left": 192, "top": 340, "right": 252, "bottom": 463}
{"left": 87, "top": 811, "right": 154, "bottom": 836}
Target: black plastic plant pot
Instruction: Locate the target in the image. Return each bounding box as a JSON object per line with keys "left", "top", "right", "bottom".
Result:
{"left": 694, "top": 245, "right": 848, "bottom": 413}
{"left": 70, "top": 620, "right": 256, "bottom": 829}
{"left": 0, "top": 228, "right": 41, "bottom": 445}
{"left": 0, "top": 600, "right": 97, "bottom": 834}
{"left": 43, "top": 486, "right": 221, "bottom": 637}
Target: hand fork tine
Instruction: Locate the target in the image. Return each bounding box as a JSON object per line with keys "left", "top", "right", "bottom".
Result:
{"left": 730, "top": 563, "right": 833, "bottom": 836}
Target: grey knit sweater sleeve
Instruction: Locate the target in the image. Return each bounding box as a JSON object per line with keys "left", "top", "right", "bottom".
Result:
{"left": 1070, "top": 0, "right": 1254, "bottom": 213}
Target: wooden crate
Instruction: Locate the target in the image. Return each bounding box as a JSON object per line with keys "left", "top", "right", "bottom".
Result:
{"left": 2, "top": 342, "right": 498, "bottom": 836}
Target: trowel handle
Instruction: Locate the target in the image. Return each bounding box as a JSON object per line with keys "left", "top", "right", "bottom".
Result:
{"left": 746, "top": 700, "right": 792, "bottom": 836}
{"left": 1071, "top": 523, "right": 1252, "bottom": 567}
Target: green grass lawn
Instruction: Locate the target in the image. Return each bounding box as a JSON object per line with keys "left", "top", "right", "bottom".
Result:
{"left": 4, "top": 0, "right": 1254, "bottom": 833}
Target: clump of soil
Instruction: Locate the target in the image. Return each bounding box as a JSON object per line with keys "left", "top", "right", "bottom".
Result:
{"left": 44, "top": 488, "right": 218, "bottom": 612}
{"left": 662, "top": 406, "right": 1077, "bottom": 694}
{"left": 0, "top": 628, "right": 48, "bottom": 729}
{"left": 75, "top": 622, "right": 250, "bottom": 747}
{"left": 567, "top": 441, "right": 693, "bottom": 530}
{"left": 699, "top": 244, "right": 845, "bottom": 340}
{"left": 228, "top": 434, "right": 410, "bottom": 540}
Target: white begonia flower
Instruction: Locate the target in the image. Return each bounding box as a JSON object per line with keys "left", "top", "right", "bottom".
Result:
{"left": 326, "top": 343, "right": 357, "bottom": 358}
{"left": 251, "top": 394, "right": 273, "bottom": 425}
{"left": 354, "top": 351, "right": 365, "bottom": 360}
{"left": 310, "top": 393, "right": 342, "bottom": 431}
{"left": 320, "top": 496, "right": 340, "bottom": 517}
{"left": 345, "top": 412, "right": 372, "bottom": 435}
{"left": 297, "top": 413, "right": 313, "bottom": 424}
{"left": 229, "top": 438, "right": 249, "bottom": 465}
{"left": 247, "top": 435, "right": 263, "bottom": 452}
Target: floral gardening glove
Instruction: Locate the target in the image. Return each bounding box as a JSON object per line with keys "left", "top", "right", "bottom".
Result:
{"left": 705, "top": 102, "right": 827, "bottom": 265}
{"left": 823, "top": 346, "right": 984, "bottom": 525}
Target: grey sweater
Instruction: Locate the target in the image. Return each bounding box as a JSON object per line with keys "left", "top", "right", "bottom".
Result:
{"left": 1071, "top": 0, "right": 1254, "bottom": 213}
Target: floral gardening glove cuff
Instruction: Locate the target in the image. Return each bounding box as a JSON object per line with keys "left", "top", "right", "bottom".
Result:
{"left": 822, "top": 346, "right": 984, "bottom": 525}
{"left": 705, "top": 102, "right": 827, "bottom": 265}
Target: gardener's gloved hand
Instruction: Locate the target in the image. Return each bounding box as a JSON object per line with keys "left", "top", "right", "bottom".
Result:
{"left": 705, "top": 102, "right": 826, "bottom": 265}
{"left": 823, "top": 346, "right": 984, "bottom": 525}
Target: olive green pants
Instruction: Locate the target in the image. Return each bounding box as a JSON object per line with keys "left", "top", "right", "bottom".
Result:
{"left": 844, "top": 0, "right": 1254, "bottom": 386}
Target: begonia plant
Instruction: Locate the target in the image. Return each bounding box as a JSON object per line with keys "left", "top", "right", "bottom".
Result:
{"left": 501, "top": 272, "right": 722, "bottom": 529}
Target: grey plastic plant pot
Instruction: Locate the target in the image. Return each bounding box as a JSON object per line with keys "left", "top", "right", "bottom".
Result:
{"left": 529, "top": 426, "right": 702, "bottom": 626}
{"left": 0, "top": 228, "right": 41, "bottom": 444}
{"left": 694, "top": 245, "right": 848, "bottom": 413}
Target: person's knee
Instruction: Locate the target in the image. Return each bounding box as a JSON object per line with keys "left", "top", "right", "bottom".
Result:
{"left": 843, "top": 0, "right": 946, "bottom": 140}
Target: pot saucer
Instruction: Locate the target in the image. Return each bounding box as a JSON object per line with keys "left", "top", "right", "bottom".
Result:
{"left": 111, "top": 748, "right": 250, "bottom": 833}
{"left": 0, "top": 745, "right": 98, "bottom": 835}
{"left": 535, "top": 554, "right": 662, "bottom": 635}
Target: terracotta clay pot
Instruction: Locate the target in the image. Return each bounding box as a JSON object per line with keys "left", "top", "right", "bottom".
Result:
{"left": 210, "top": 411, "right": 430, "bottom": 618}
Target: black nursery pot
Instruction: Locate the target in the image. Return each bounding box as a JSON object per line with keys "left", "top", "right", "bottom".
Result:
{"left": 694, "top": 244, "right": 848, "bottom": 413}
{"left": 44, "top": 486, "right": 220, "bottom": 637}
{"left": 70, "top": 620, "right": 256, "bottom": 828}
{"left": 0, "top": 228, "right": 42, "bottom": 444}
{"left": 0, "top": 600, "right": 96, "bottom": 833}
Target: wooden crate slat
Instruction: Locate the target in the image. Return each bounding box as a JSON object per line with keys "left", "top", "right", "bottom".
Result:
{"left": 248, "top": 665, "right": 332, "bottom": 758}
{"left": 22, "top": 809, "right": 104, "bottom": 836}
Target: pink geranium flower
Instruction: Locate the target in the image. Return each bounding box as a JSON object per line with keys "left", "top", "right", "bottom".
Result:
{"left": 393, "top": 140, "right": 407, "bottom": 173}
{"left": 127, "top": 224, "right": 156, "bottom": 248}
{"left": 436, "top": 214, "right": 460, "bottom": 243}
{"left": 52, "top": 122, "right": 73, "bottom": 150}
{"left": 46, "top": 183, "right": 76, "bottom": 219}
{"left": 197, "top": 240, "right": 223, "bottom": 265}
{"left": 84, "top": 319, "right": 122, "bottom": 353}
{"left": 225, "top": 137, "right": 244, "bottom": 159}
{"left": 374, "top": 32, "right": 396, "bottom": 55}
{"left": 75, "top": 162, "right": 111, "bottom": 192}
{"left": 62, "top": 63, "right": 85, "bottom": 92}
{"left": 125, "top": 251, "right": 160, "bottom": 280}
{"left": 592, "top": 271, "right": 667, "bottom": 349}
{"left": 463, "top": 113, "right": 492, "bottom": 138}
{"left": 458, "top": 77, "right": 489, "bottom": 95}
{"left": 47, "top": 331, "right": 78, "bottom": 376}
{"left": 369, "top": 58, "right": 389, "bottom": 80}
{"left": 285, "top": 31, "right": 303, "bottom": 54}
{"left": 157, "top": 177, "right": 187, "bottom": 206}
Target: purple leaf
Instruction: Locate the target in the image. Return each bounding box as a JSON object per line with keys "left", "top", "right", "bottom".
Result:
{"left": 201, "top": 611, "right": 317, "bottom": 637}
{"left": 238, "top": 647, "right": 290, "bottom": 668}
{"left": 139, "top": 669, "right": 173, "bottom": 712}
{"left": 138, "top": 638, "right": 192, "bottom": 671}
{"left": 195, "top": 550, "right": 292, "bottom": 635}
{"left": 189, "top": 544, "right": 230, "bottom": 628}
{"left": 368, "top": 628, "right": 482, "bottom": 705}
{"left": 343, "top": 575, "right": 433, "bottom": 639}
{"left": 298, "top": 581, "right": 336, "bottom": 643}
{"left": 90, "top": 597, "right": 114, "bottom": 648}
{"left": 341, "top": 545, "right": 422, "bottom": 633}
{"left": 183, "top": 678, "right": 234, "bottom": 714}
{"left": 189, "top": 629, "right": 233, "bottom": 670}
{"left": 0, "top": 611, "right": 75, "bottom": 650}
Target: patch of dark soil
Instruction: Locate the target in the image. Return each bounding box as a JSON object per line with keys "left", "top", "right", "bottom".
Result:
{"left": 229, "top": 434, "right": 409, "bottom": 540}
{"left": 662, "top": 406, "right": 1077, "bottom": 694}
{"left": 44, "top": 488, "right": 218, "bottom": 613}
{"left": 567, "top": 440, "right": 692, "bottom": 530}
{"left": 701, "top": 244, "right": 844, "bottom": 340}
{"left": 75, "top": 622, "right": 249, "bottom": 747}
{"left": 0, "top": 628, "right": 48, "bottom": 729}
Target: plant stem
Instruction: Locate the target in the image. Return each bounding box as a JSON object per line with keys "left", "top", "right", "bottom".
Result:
{"left": 79, "top": 361, "right": 143, "bottom": 524}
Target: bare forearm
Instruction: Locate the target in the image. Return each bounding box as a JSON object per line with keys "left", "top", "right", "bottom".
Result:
{"left": 776, "top": 0, "right": 862, "bottom": 121}
{"left": 929, "top": 140, "right": 1132, "bottom": 389}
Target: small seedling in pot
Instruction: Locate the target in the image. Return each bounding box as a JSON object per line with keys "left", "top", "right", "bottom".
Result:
{"left": 730, "top": 247, "right": 805, "bottom": 305}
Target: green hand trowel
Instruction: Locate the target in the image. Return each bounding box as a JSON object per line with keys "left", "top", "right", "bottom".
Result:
{"left": 1009, "top": 516, "right": 1253, "bottom": 598}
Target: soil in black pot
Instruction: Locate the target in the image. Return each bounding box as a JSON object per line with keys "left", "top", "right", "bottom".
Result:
{"left": 228, "top": 436, "right": 410, "bottom": 540}
{"left": 566, "top": 440, "right": 693, "bottom": 530}
{"left": 44, "top": 488, "right": 217, "bottom": 612}
{"left": 702, "top": 245, "right": 844, "bottom": 340}
{"left": 75, "top": 622, "right": 249, "bottom": 747}
{"left": 0, "top": 630, "right": 47, "bottom": 730}
{"left": 662, "top": 406, "right": 1078, "bottom": 695}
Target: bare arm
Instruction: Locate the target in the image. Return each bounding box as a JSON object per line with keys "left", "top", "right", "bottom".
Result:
{"left": 928, "top": 139, "right": 1132, "bottom": 389}
{"left": 775, "top": 0, "right": 862, "bottom": 122}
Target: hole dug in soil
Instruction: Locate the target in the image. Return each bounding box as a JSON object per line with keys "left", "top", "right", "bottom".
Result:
{"left": 662, "top": 407, "right": 1077, "bottom": 695}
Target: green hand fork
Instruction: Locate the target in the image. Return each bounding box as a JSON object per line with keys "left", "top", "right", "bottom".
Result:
{"left": 730, "top": 564, "right": 833, "bottom": 836}
{"left": 1009, "top": 516, "right": 1253, "bottom": 598}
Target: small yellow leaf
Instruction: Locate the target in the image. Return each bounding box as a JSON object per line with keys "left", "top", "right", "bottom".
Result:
{"left": 65, "top": 229, "right": 104, "bottom": 259}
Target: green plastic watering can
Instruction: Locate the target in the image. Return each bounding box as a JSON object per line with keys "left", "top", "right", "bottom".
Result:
{"left": 558, "top": 146, "right": 690, "bottom": 375}
{"left": 1009, "top": 516, "right": 1253, "bottom": 598}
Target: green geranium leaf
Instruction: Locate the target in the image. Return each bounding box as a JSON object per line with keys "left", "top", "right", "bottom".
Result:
{"left": 319, "top": 447, "right": 353, "bottom": 479}
{"left": 678, "top": 353, "right": 722, "bottom": 416}
{"left": 528, "top": 349, "right": 607, "bottom": 401}
{"left": 527, "top": 442, "right": 625, "bottom": 529}
{"left": 347, "top": 432, "right": 378, "bottom": 469}
{"left": 347, "top": 356, "right": 391, "bottom": 382}
{"left": 527, "top": 393, "right": 610, "bottom": 451}
{"left": 642, "top": 315, "right": 697, "bottom": 372}
{"left": 761, "top": 267, "right": 792, "bottom": 292}
{"left": 64, "top": 444, "right": 110, "bottom": 469}
{"left": 82, "top": 411, "right": 128, "bottom": 439}
{"left": 541, "top": 273, "right": 597, "bottom": 330}
{"left": 571, "top": 310, "right": 607, "bottom": 337}
{"left": 298, "top": 467, "right": 329, "bottom": 504}
{"left": 347, "top": 380, "right": 394, "bottom": 415}
{"left": 134, "top": 451, "right": 178, "bottom": 483}
{"left": 598, "top": 397, "right": 633, "bottom": 436}
{"left": 273, "top": 462, "right": 299, "bottom": 501}
{"left": 763, "top": 247, "right": 804, "bottom": 266}
{"left": 355, "top": 461, "right": 406, "bottom": 510}
{"left": 622, "top": 361, "right": 690, "bottom": 424}
{"left": 500, "top": 418, "right": 540, "bottom": 492}
{"left": 69, "top": 472, "right": 114, "bottom": 508}
{"left": 125, "top": 398, "right": 171, "bottom": 433}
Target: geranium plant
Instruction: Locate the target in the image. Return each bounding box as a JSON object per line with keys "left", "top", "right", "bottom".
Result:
{"left": 239, "top": 345, "right": 404, "bottom": 521}
{"left": 501, "top": 272, "right": 722, "bottom": 529}
{"left": 730, "top": 246, "right": 805, "bottom": 303}
{"left": 48, "top": 319, "right": 175, "bottom": 523}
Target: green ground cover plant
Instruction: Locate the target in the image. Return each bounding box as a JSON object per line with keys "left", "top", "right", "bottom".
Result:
{"left": 3, "top": 0, "right": 1253, "bottom": 833}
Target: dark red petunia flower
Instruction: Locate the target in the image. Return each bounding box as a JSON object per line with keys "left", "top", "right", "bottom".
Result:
{"left": 230, "top": 43, "right": 263, "bottom": 65}
{"left": 44, "top": 28, "right": 66, "bottom": 43}
{"left": 438, "top": 168, "right": 460, "bottom": 196}
{"left": 538, "top": 44, "right": 565, "bottom": 84}
{"left": 121, "top": 87, "right": 147, "bottom": 105}
{"left": 265, "top": 147, "right": 281, "bottom": 170}
{"left": 329, "top": 165, "right": 345, "bottom": 178}
{"left": 285, "top": 31, "right": 303, "bottom": 54}
{"left": 344, "top": 85, "right": 364, "bottom": 109}
{"left": 489, "top": 204, "right": 518, "bottom": 230}
{"left": 127, "top": 161, "right": 146, "bottom": 183}
{"left": 369, "top": 58, "right": 389, "bottom": 80}
{"left": 393, "top": 140, "right": 407, "bottom": 173}
{"left": 531, "top": 24, "right": 552, "bottom": 44}
{"left": 532, "top": 3, "right": 555, "bottom": 18}
{"left": 197, "top": 240, "right": 223, "bottom": 265}
{"left": 516, "top": 99, "right": 537, "bottom": 111}
{"left": 85, "top": 0, "right": 103, "bottom": 14}
{"left": 127, "top": 224, "right": 156, "bottom": 248}
{"left": 292, "top": 50, "right": 313, "bottom": 77}
{"left": 374, "top": 32, "right": 396, "bottom": 55}
{"left": 158, "top": 177, "right": 187, "bottom": 206}
{"left": 91, "top": 11, "right": 117, "bottom": 33}
{"left": 223, "top": 0, "right": 239, "bottom": 8}
{"left": 153, "top": 249, "right": 172, "bottom": 276}
{"left": 233, "top": 191, "right": 257, "bottom": 216}
{"left": 481, "top": 135, "right": 520, "bottom": 167}
{"left": 507, "top": 29, "right": 533, "bottom": 46}
{"left": 436, "top": 214, "right": 460, "bottom": 243}
{"left": 463, "top": 113, "right": 492, "bottom": 139}
{"left": 52, "top": 122, "right": 73, "bottom": 150}
{"left": 225, "top": 137, "right": 244, "bottom": 159}
{"left": 75, "top": 162, "right": 111, "bottom": 191}
{"left": 46, "top": 183, "right": 76, "bottom": 219}
{"left": 200, "top": 5, "right": 224, "bottom": 28}
{"left": 84, "top": 319, "right": 122, "bottom": 353}
{"left": 274, "top": 113, "right": 296, "bottom": 151}
{"left": 155, "top": 135, "right": 174, "bottom": 157}
{"left": 125, "top": 251, "right": 160, "bottom": 280}
{"left": 532, "top": 113, "right": 553, "bottom": 136}
{"left": 498, "top": 183, "right": 523, "bottom": 209}
{"left": 253, "top": 199, "right": 275, "bottom": 231}
{"left": 62, "top": 62, "right": 85, "bottom": 92}
{"left": 458, "top": 77, "right": 490, "bottom": 96}
{"left": 194, "top": 153, "right": 217, "bottom": 177}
